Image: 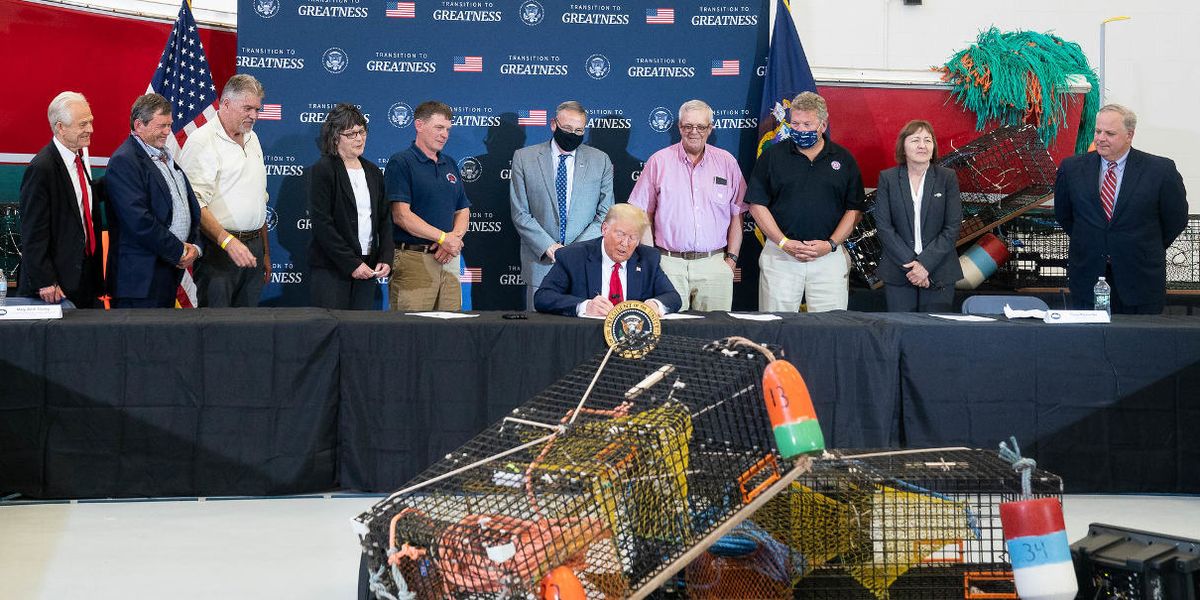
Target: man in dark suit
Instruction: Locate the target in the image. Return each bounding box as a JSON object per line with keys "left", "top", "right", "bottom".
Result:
{"left": 1055, "top": 104, "right": 1188, "bottom": 314}
{"left": 535, "top": 204, "right": 681, "bottom": 317}
{"left": 104, "top": 93, "right": 203, "bottom": 308}
{"left": 17, "top": 91, "right": 104, "bottom": 307}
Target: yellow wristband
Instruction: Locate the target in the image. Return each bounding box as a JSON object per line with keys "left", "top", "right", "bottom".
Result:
{"left": 220, "top": 234, "right": 233, "bottom": 250}
{"left": 777, "top": 237, "right": 790, "bottom": 248}
{"left": 437, "top": 231, "right": 447, "bottom": 245}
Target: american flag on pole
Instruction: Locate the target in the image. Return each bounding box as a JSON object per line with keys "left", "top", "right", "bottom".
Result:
{"left": 258, "top": 103, "right": 282, "bottom": 120}
{"left": 711, "top": 59, "right": 740, "bottom": 76}
{"left": 458, "top": 267, "right": 482, "bottom": 283}
{"left": 645, "top": 8, "right": 674, "bottom": 24}
{"left": 147, "top": 0, "right": 217, "bottom": 308}
{"left": 517, "top": 109, "right": 547, "bottom": 126}
{"left": 386, "top": 1, "right": 416, "bottom": 18}
{"left": 453, "top": 56, "right": 483, "bottom": 72}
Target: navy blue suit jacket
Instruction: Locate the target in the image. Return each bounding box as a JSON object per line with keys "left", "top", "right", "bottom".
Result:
{"left": 534, "top": 237, "right": 682, "bottom": 316}
{"left": 1054, "top": 148, "right": 1187, "bottom": 308}
{"left": 104, "top": 136, "right": 203, "bottom": 301}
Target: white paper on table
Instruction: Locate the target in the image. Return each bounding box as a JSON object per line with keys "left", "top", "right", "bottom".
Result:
{"left": 928, "top": 314, "right": 996, "bottom": 322}
{"left": 726, "top": 312, "right": 783, "bottom": 322}
{"left": 579, "top": 313, "right": 606, "bottom": 319}
{"left": 404, "top": 311, "right": 481, "bottom": 319}
{"left": 1003, "top": 305, "right": 1047, "bottom": 319}
{"left": 660, "top": 313, "right": 704, "bottom": 320}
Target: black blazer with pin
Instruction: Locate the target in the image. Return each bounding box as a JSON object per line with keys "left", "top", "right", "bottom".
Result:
{"left": 307, "top": 154, "right": 394, "bottom": 276}
{"left": 1054, "top": 148, "right": 1187, "bottom": 308}
{"left": 17, "top": 141, "right": 104, "bottom": 305}
{"left": 873, "top": 164, "right": 963, "bottom": 288}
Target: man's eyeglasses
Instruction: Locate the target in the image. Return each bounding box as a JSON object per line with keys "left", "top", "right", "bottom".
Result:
{"left": 680, "top": 124, "right": 711, "bottom": 133}
{"left": 554, "top": 119, "right": 586, "bottom": 135}
{"left": 340, "top": 129, "right": 367, "bottom": 140}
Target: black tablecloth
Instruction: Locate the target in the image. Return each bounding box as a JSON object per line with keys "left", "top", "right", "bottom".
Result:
{"left": 2, "top": 308, "right": 1198, "bottom": 498}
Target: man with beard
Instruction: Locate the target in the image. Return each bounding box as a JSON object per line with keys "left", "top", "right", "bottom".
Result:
{"left": 510, "top": 100, "right": 614, "bottom": 309}
{"left": 178, "top": 74, "right": 270, "bottom": 307}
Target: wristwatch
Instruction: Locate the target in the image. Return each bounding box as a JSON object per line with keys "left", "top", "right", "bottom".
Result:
{"left": 724, "top": 252, "right": 739, "bottom": 263}
{"left": 827, "top": 239, "right": 839, "bottom": 252}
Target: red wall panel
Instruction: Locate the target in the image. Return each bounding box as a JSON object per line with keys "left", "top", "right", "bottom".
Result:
{"left": 0, "top": 0, "right": 236, "bottom": 158}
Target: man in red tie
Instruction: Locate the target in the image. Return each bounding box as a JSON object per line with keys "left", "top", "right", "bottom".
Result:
{"left": 534, "top": 204, "right": 681, "bottom": 317}
{"left": 18, "top": 91, "right": 105, "bottom": 308}
{"left": 1054, "top": 104, "right": 1188, "bottom": 314}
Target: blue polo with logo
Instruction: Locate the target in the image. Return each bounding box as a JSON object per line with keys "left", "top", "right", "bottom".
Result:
{"left": 384, "top": 142, "right": 471, "bottom": 245}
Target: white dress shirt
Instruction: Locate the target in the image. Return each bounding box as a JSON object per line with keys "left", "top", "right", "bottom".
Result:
{"left": 177, "top": 119, "right": 268, "bottom": 232}
{"left": 52, "top": 137, "right": 89, "bottom": 226}
{"left": 346, "top": 167, "right": 373, "bottom": 255}
{"left": 910, "top": 169, "right": 927, "bottom": 255}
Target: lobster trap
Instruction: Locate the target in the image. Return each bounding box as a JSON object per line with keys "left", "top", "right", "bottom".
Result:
{"left": 847, "top": 125, "right": 1056, "bottom": 289}
{"left": 356, "top": 334, "right": 812, "bottom": 600}
{"left": 681, "top": 448, "right": 1063, "bottom": 600}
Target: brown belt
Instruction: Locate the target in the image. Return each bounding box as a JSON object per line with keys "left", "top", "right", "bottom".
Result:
{"left": 228, "top": 229, "right": 261, "bottom": 241}
{"left": 398, "top": 242, "right": 436, "bottom": 254}
{"left": 656, "top": 246, "right": 725, "bottom": 260}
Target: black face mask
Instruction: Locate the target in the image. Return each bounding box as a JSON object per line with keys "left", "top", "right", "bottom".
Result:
{"left": 553, "top": 126, "right": 584, "bottom": 152}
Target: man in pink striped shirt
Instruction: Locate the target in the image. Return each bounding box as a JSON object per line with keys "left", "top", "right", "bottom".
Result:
{"left": 628, "top": 99, "right": 747, "bottom": 311}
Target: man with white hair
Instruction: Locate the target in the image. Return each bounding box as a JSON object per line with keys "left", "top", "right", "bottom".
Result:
{"left": 629, "top": 99, "right": 746, "bottom": 311}
{"left": 178, "top": 74, "right": 270, "bottom": 307}
{"left": 1054, "top": 104, "right": 1188, "bottom": 313}
{"left": 18, "top": 91, "right": 104, "bottom": 307}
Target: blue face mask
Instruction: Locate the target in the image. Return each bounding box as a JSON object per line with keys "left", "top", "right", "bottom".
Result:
{"left": 791, "top": 129, "right": 819, "bottom": 149}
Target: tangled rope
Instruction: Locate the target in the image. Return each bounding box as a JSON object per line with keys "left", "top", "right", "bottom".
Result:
{"left": 998, "top": 435, "right": 1036, "bottom": 499}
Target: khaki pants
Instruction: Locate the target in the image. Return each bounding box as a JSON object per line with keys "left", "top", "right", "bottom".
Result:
{"left": 389, "top": 249, "right": 461, "bottom": 311}
{"left": 758, "top": 241, "right": 849, "bottom": 312}
{"left": 659, "top": 253, "right": 734, "bottom": 312}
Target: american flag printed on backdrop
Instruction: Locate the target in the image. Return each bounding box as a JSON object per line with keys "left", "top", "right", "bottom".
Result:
{"left": 517, "top": 109, "right": 547, "bottom": 126}
{"left": 147, "top": 0, "right": 218, "bottom": 308}
{"left": 453, "top": 56, "right": 483, "bottom": 72}
{"left": 258, "top": 104, "right": 282, "bottom": 120}
{"left": 711, "top": 59, "right": 740, "bottom": 76}
{"left": 386, "top": 1, "right": 416, "bottom": 18}
{"left": 645, "top": 8, "right": 674, "bottom": 24}
{"left": 459, "top": 267, "right": 482, "bottom": 283}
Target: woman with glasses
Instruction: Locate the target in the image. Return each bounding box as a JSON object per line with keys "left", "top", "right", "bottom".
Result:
{"left": 873, "top": 120, "right": 963, "bottom": 312}
{"left": 306, "top": 103, "right": 393, "bottom": 309}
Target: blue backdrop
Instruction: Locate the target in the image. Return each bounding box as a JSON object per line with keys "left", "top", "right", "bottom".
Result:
{"left": 238, "top": 0, "right": 770, "bottom": 309}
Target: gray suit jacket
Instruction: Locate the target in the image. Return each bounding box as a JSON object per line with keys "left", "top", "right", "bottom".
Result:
{"left": 873, "top": 164, "right": 963, "bottom": 288}
{"left": 509, "top": 141, "right": 614, "bottom": 294}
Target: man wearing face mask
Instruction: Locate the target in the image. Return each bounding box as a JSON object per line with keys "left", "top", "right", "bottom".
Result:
{"left": 510, "top": 100, "right": 614, "bottom": 309}
{"left": 747, "top": 91, "right": 865, "bottom": 312}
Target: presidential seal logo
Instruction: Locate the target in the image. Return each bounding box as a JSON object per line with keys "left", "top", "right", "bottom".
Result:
{"left": 519, "top": 0, "right": 544, "bottom": 26}
{"left": 603, "top": 301, "right": 661, "bottom": 359}
{"left": 648, "top": 107, "right": 674, "bottom": 133}
{"left": 265, "top": 205, "right": 279, "bottom": 231}
{"left": 585, "top": 54, "right": 611, "bottom": 80}
{"left": 831, "top": 160, "right": 842, "bottom": 171}
{"left": 253, "top": 0, "right": 280, "bottom": 18}
{"left": 446, "top": 172, "right": 457, "bottom": 184}
{"left": 322, "top": 47, "right": 349, "bottom": 74}
{"left": 458, "top": 157, "right": 482, "bottom": 182}
{"left": 388, "top": 102, "right": 413, "bottom": 128}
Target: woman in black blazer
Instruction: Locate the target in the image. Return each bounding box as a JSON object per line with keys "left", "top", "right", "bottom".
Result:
{"left": 307, "top": 104, "right": 394, "bottom": 309}
{"left": 873, "top": 120, "right": 963, "bottom": 312}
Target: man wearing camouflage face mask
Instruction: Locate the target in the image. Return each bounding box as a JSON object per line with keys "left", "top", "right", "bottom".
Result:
{"left": 509, "top": 100, "right": 614, "bottom": 310}
{"left": 747, "top": 91, "right": 866, "bottom": 312}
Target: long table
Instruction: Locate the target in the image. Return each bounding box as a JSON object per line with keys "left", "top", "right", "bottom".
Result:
{"left": 2, "top": 309, "right": 1197, "bottom": 498}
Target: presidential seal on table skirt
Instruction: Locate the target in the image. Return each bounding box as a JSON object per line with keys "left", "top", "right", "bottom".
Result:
{"left": 603, "top": 300, "right": 661, "bottom": 359}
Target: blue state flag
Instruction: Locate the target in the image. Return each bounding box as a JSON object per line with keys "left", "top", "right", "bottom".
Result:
{"left": 757, "top": 0, "right": 817, "bottom": 156}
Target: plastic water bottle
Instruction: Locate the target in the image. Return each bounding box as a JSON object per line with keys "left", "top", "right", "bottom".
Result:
{"left": 1093, "top": 276, "right": 1110, "bottom": 314}
{"left": 0, "top": 268, "right": 7, "bottom": 305}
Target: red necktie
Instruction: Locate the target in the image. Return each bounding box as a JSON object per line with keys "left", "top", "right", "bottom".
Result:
{"left": 1100, "top": 161, "right": 1117, "bottom": 221}
{"left": 74, "top": 153, "right": 95, "bottom": 255}
{"left": 609, "top": 262, "right": 623, "bottom": 304}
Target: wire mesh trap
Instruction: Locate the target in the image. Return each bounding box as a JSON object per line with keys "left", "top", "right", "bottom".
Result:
{"left": 356, "top": 334, "right": 813, "bottom": 599}
{"left": 679, "top": 448, "right": 1063, "bottom": 600}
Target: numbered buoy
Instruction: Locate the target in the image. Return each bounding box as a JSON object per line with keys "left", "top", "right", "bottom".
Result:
{"left": 999, "top": 497, "right": 1078, "bottom": 600}
{"left": 761, "top": 359, "right": 825, "bottom": 458}
{"left": 539, "top": 566, "right": 585, "bottom": 600}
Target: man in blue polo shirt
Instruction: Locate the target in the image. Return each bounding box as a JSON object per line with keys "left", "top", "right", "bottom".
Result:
{"left": 384, "top": 101, "right": 471, "bottom": 311}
